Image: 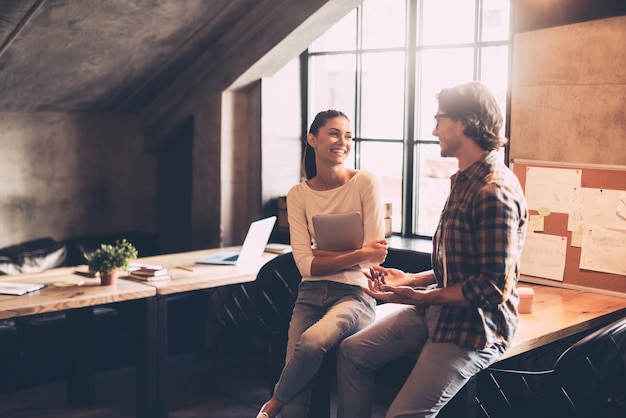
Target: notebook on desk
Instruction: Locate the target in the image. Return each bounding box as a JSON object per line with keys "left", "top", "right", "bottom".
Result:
{"left": 0, "top": 281, "right": 45, "bottom": 296}
{"left": 196, "top": 216, "right": 277, "bottom": 265}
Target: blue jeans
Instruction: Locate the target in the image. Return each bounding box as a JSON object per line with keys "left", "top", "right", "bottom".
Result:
{"left": 274, "top": 280, "right": 376, "bottom": 418}
{"left": 337, "top": 304, "right": 507, "bottom": 418}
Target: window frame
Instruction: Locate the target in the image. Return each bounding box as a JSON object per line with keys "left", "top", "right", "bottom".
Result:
{"left": 304, "top": 0, "right": 512, "bottom": 239}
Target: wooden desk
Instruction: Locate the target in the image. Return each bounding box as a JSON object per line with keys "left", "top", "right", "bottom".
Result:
{"left": 325, "top": 281, "right": 626, "bottom": 418}
{"left": 125, "top": 247, "right": 277, "bottom": 418}
{"left": 0, "top": 266, "right": 155, "bottom": 319}
{"left": 502, "top": 282, "right": 626, "bottom": 359}
{"left": 130, "top": 247, "right": 276, "bottom": 295}
{"left": 444, "top": 283, "right": 626, "bottom": 418}
{"left": 0, "top": 266, "right": 157, "bottom": 417}
{"left": 378, "top": 282, "right": 626, "bottom": 361}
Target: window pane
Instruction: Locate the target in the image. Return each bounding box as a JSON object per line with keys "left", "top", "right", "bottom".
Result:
{"left": 480, "top": 45, "right": 509, "bottom": 124}
{"left": 362, "top": 0, "right": 406, "bottom": 49}
{"left": 416, "top": 143, "right": 457, "bottom": 236}
{"left": 361, "top": 51, "right": 405, "bottom": 139}
{"left": 305, "top": 0, "right": 511, "bottom": 239}
{"left": 359, "top": 141, "right": 403, "bottom": 233}
{"left": 309, "top": 54, "right": 356, "bottom": 123}
{"left": 417, "top": 47, "right": 474, "bottom": 140}
{"left": 482, "top": 0, "right": 510, "bottom": 42}
{"left": 421, "top": 0, "right": 476, "bottom": 45}
{"left": 310, "top": 10, "right": 357, "bottom": 52}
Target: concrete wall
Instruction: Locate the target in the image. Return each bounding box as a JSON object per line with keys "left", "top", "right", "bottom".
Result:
{"left": 509, "top": 15, "right": 626, "bottom": 166}
{"left": 0, "top": 1, "right": 358, "bottom": 252}
{"left": 0, "top": 112, "right": 155, "bottom": 248}
{"left": 143, "top": 0, "right": 363, "bottom": 249}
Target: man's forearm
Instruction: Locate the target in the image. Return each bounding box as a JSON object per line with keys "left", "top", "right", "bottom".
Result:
{"left": 407, "top": 269, "right": 437, "bottom": 288}
{"left": 420, "top": 283, "right": 471, "bottom": 307}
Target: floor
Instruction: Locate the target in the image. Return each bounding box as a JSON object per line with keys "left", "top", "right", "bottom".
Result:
{"left": 0, "top": 343, "right": 395, "bottom": 418}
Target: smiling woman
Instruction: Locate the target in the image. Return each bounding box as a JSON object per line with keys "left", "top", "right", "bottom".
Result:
{"left": 255, "top": 109, "right": 388, "bottom": 418}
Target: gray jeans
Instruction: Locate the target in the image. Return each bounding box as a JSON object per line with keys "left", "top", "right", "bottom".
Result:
{"left": 274, "top": 280, "right": 376, "bottom": 418}
{"left": 337, "top": 304, "right": 506, "bottom": 418}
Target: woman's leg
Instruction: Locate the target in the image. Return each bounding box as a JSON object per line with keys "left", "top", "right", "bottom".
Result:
{"left": 256, "top": 282, "right": 320, "bottom": 418}
{"left": 277, "top": 281, "right": 376, "bottom": 418}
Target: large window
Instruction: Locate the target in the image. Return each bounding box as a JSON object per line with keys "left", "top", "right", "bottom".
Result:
{"left": 307, "top": 0, "right": 510, "bottom": 237}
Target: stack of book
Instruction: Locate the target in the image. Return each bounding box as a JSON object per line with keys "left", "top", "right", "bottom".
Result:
{"left": 265, "top": 243, "right": 292, "bottom": 254}
{"left": 128, "top": 266, "right": 171, "bottom": 281}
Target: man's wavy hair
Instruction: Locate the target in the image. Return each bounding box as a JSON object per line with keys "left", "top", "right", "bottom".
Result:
{"left": 437, "top": 81, "right": 507, "bottom": 151}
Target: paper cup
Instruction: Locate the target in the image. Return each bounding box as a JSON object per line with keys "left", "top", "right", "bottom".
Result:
{"left": 518, "top": 287, "right": 535, "bottom": 314}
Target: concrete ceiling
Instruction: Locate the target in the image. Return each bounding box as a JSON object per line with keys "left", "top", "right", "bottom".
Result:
{"left": 0, "top": 0, "right": 259, "bottom": 113}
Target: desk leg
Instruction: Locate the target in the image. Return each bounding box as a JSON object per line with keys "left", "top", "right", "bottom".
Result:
{"left": 135, "top": 296, "right": 166, "bottom": 418}
{"left": 156, "top": 295, "right": 169, "bottom": 418}
{"left": 66, "top": 307, "right": 95, "bottom": 406}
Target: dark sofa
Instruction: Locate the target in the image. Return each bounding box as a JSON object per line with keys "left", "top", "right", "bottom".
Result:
{"left": 0, "top": 237, "right": 68, "bottom": 276}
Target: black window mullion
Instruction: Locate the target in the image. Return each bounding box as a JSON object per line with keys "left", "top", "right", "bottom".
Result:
{"left": 353, "top": 6, "right": 363, "bottom": 169}
{"left": 474, "top": 0, "right": 483, "bottom": 80}
{"left": 403, "top": 0, "right": 418, "bottom": 237}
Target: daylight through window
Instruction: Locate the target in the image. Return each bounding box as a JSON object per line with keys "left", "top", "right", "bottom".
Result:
{"left": 307, "top": 0, "right": 511, "bottom": 237}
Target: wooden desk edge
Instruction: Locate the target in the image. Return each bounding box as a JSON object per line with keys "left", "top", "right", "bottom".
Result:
{"left": 0, "top": 277, "right": 157, "bottom": 320}
{"left": 501, "top": 307, "right": 626, "bottom": 360}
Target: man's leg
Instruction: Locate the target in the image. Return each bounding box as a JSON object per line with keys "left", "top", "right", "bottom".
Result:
{"left": 386, "top": 338, "right": 505, "bottom": 418}
{"left": 337, "top": 305, "right": 428, "bottom": 418}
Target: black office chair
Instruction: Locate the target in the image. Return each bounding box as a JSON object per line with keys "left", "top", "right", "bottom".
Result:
{"left": 206, "top": 252, "right": 301, "bottom": 397}
{"left": 475, "top": 316, "right": 626, "bottom": 418}
{"left": 381, "top": 247, "right": 432, "bottom": 273}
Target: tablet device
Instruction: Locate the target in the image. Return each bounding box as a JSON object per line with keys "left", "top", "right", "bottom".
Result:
{"left": 312, "top": 211, "right": 363, "bottom": 252}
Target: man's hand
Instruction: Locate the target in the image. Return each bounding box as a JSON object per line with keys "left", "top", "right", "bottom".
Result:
{"left": 364, "top": 278, "right": 428, "bottom": 307}
{"left": 365, "top": 265, "right": 414, "bottom": 287}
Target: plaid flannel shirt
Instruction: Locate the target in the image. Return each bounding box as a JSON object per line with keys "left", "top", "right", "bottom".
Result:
{"left": 431, "top": 152, "right": 528, "bottom": 349}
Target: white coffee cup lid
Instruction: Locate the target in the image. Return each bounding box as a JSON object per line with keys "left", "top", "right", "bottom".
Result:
{"left": 518, "top": 287, "right": 534, "bottom": 296}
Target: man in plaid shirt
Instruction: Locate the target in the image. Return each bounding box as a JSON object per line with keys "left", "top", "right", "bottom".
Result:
{"left": 337, "top": 81, "right": 529, "bottom": 418}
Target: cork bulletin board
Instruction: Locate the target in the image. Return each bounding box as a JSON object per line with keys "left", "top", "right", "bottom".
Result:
{"left": 512, "top": 159, "right": 626, "bottom": 296}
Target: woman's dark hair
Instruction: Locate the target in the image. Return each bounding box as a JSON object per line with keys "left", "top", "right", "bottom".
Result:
{"left": 437, "top": 81, "right": 507, "bottom": 151}
{"left": 302, "top": 110, "right": 349, "bottom": 180}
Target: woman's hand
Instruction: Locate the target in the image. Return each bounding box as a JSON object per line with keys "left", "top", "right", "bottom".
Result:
{"left": 359, "top": 239, "right": 388, "bottom": 264}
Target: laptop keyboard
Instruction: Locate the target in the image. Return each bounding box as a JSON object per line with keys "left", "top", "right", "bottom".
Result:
{"left": 224, "top": 254, "right": 239, "bottom": 262}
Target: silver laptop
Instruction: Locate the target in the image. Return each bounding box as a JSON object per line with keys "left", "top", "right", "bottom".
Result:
{"left": 196, "top": 216, "right": 277, "bottom": 265}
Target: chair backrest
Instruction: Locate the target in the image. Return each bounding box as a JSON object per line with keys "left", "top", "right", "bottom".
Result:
{"left": 209, "top": 252, "right": 301, "bottom": 337}
{"left": 548, "top": 316, "right": 626, "bottom": 417}
{"left": 210, "top": 281, "right": 258, "bottom": 330}
{"left": 254, "top": 252, "right": 302, "bottom": 335}
{"left": 382, "top": 247, "right": 432, "bottom": 273}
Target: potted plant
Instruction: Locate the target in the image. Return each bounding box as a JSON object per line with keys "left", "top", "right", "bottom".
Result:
{"left": 86, "top": 239, "right": 138, "bottom": 285}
